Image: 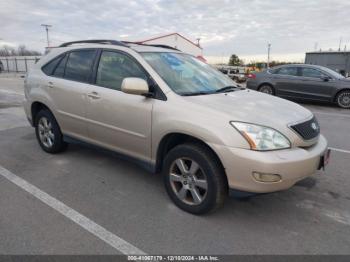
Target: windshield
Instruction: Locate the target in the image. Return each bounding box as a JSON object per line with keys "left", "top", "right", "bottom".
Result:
{"left": 141, "top": 52, "right": 237, "bottom": 95}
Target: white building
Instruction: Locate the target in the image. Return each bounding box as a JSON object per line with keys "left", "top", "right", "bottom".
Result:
{"left": 136, "top": 33, "right": 205, "bottom": 61}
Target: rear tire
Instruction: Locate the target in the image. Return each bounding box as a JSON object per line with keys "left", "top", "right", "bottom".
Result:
{"left": 336, "top": 90, "right": 350, "bottom": 109}
{"left": 35, "top": 109, "right": 67, "bottom": 153}
{"left": 162, "top": 143, "right": 227, "bottom": 215}
{"left": 258, "top": 84, "right": 275, "bottom": 95}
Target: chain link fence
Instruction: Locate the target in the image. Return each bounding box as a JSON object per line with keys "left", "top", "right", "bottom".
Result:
{"left": 0, "top": 56, "right": 41, "bottom": 73}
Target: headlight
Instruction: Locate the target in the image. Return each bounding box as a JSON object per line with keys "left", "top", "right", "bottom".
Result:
{"left": 230, "top": 122, "right": 291, "bottom": 151}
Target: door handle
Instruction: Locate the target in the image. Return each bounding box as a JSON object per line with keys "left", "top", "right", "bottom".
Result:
{"left": 47, "top": 81, "right": 54, "bottom": 88}
{"left": 87, "top": 91, "right": 101, "bottom": 99}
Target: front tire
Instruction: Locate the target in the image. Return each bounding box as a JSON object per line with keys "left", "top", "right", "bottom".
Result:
{"left": 336, "top": 90, "right": 350, "bottom": 109}
{"left": 35, "top": 109, "right": 67, "bottom": 153}
{"left": 162, "top": 143, "right": 227, "bottom": 214}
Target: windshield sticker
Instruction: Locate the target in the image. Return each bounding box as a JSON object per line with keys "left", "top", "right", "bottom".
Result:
{"left": 161, "top": 53, "right": 183, "bottom": 67}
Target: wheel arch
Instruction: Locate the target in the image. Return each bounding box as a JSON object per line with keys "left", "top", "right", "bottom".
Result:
{"left": 333, "top": 88, "right": 350, "bottom": 102}
{"left": 258, "top": 82, "right": 275, "bottom": 91}
{"left": 31, "top": 101, "right": 52, "bottom": 125}
{"left": 155, "top": 132, "right": 226, "bottom": 179}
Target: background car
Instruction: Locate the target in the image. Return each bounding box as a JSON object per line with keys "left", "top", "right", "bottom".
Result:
{"left": 229, "top": 69, "right": 247, "bottom": 83}
{"left": 246, "top": 64, "right": 350, "bottom": 108}
{"left": 218, "top": 68, "right": 247, "bottom": 83}
{"left": 0, "top": 61, "right": 4, "bottom": 73}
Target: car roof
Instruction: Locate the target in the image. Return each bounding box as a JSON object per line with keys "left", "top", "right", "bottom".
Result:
{"left": 37, "top": 41, "right": 184, "bottom": 67}
{"left": 48, "top": 41, "right": 182, "bottom": 54}
{"left": 271, "top": 64, "right": 329, "bottom": 70}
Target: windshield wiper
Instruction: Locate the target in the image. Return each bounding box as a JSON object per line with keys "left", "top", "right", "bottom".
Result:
{"left": 215, "top": 85, "right": 237, "bottom": 93}
{"left": 181, "top": 91, "right": 214, "bottom": 96}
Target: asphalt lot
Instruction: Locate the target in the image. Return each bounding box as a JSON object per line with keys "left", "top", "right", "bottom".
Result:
{"left": 0, "top": 75, "right": 350, "bottom": 255}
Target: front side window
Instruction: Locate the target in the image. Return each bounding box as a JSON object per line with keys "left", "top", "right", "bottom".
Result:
{"left": 64, "top": 50, "right": 96, "bottom": 83}
{"left": 141, "top": 52, "right": 236, "bottom": 95}
{"left": 301, "top": 68, "right": 326, "bottom": 78}
{"left": 277, "top": 67, "right": 298, "bottom": 76}
{"left": 96, "top": 51, "right": 147, "bottom": 90}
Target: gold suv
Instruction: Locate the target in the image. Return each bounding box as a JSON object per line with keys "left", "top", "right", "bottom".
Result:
{"left": 24, "top": 40, "right": 330, "bottom": 214}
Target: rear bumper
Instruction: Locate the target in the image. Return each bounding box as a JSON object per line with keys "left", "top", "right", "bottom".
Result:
{"left": 246, "top": 80, "right": 258, "bottom": 90}
{"left": 210, "top": 135, "right": 328, "bottom": 193}
{"left": 23, "top": 100, "right": 33, "bottom": 126}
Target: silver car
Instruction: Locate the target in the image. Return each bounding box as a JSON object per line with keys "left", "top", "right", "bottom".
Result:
{"left": 24, "top": 40, "right": 329, "bottom": 214}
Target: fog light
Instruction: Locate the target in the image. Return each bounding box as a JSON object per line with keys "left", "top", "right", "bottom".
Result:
{"left": 252, "top": 172, "right": 282, "bottom": 183}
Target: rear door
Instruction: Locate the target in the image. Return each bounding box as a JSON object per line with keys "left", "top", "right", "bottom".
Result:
{"left": 272, "top": 66, "right": 300, "bottom": 97}
{"left": 85, "top": 50, "right": 153, "bottom": 162}
{"left": 298, "top": 67, "right": 335, "bottom": 101}
{"left": 47, "top": 49, "right": 97, "bottom": 139}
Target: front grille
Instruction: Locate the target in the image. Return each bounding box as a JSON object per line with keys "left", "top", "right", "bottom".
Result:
{"left": 290, "top": 116, "right": 320, "bottom": 140}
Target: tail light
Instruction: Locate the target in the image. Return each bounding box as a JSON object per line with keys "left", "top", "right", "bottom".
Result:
{"left": 247, "top": 73, "right": 256, "bottom": 79}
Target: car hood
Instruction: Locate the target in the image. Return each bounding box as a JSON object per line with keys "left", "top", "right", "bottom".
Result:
{"left": 184, "top": 89, "right": 312, "bottom": 124}
{"left": 183, "top": 89, "right": 314, "bottom": 146}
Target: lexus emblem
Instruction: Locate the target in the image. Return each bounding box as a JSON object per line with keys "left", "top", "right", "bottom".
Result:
{"left": 311, "top": 122, "right": 318, "bottom": 131}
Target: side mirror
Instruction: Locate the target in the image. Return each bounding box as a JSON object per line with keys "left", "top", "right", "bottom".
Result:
{"left": 321, "top": 76, "right": 331, "bottom": 82}
{"left": 121, "top": 77, "right": 150, "bottom": 96}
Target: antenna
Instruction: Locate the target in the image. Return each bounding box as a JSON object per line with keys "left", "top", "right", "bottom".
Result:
{"left": 196, "top": 38, "right": 201, "bottom": 47}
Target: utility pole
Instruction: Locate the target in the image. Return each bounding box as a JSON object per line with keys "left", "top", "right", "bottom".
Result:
{"left": 267, "top": 43, "right": 271, "bottom": 69}
{"left": 338, "top": 37, "right": 342, "bottom": 51}
{"left": 41, "top": 24, "right": 52, "bottom": 47}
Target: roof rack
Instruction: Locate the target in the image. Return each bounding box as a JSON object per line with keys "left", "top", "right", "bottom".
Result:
{"left": 59, "top": 39, "right": 128, "bottom": 47}
{"left": 123, "top": 41, "right": 179, "bottom": 51}
{"left": 145, "top": 44, "right": 179, "bottom": 51}
{"left": 59, "top": 39, "right": 180, "bottom": 52}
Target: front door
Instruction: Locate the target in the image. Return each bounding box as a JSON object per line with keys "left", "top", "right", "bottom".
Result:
{"left": 298, "top": 67, "right": 335, "bottom": 101}
{"left": 85, "top": 50, "right": 153, "bottom": 162}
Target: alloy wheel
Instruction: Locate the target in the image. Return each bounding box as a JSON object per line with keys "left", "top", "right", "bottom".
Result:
{"left": 38, "top": 117, "right": 55, "bottom": 148}
{"left": 169, "top": 158, "right": 208, "bottom": 205}
{"left": 337, "top": 92, "right": 350, "bottom": 108}
{"left": 259, "top": 85, "right": 273, "bottom": 95}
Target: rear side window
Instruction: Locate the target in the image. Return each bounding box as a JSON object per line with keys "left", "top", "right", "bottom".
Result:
{"left": 42, "top": 55, "right": 63, "bottom": 75}
{"left": 276, "top": 67, "right": 298, "bottom": 76}
{"left": 64, "top": 50, "right": 96, "bottom": 83}
{"left": 53, "top": 54, "right": 68, "bottom": 77}
{"left": 96, "top": 51, "right": 147, "bottom": 90}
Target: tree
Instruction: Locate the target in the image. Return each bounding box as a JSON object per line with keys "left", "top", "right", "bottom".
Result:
{"left": 0, "top": 45, "right": 41, "bottom": 56}
{"left": 228, "top": 54, "right": 241, "bottom": 66}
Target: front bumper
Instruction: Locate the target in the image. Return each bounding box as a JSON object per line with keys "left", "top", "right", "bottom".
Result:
{"left": 210, "top": 135, "right": 328, "bottom": 193}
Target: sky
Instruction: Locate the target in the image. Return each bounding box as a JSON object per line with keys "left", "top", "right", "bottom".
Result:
{"left": 1, "top": 0, "right": 349, "bottom": 63}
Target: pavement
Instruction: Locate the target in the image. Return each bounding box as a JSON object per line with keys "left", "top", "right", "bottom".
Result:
{"left": 0, "top": 75, "right": 350, "bottom": 255}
